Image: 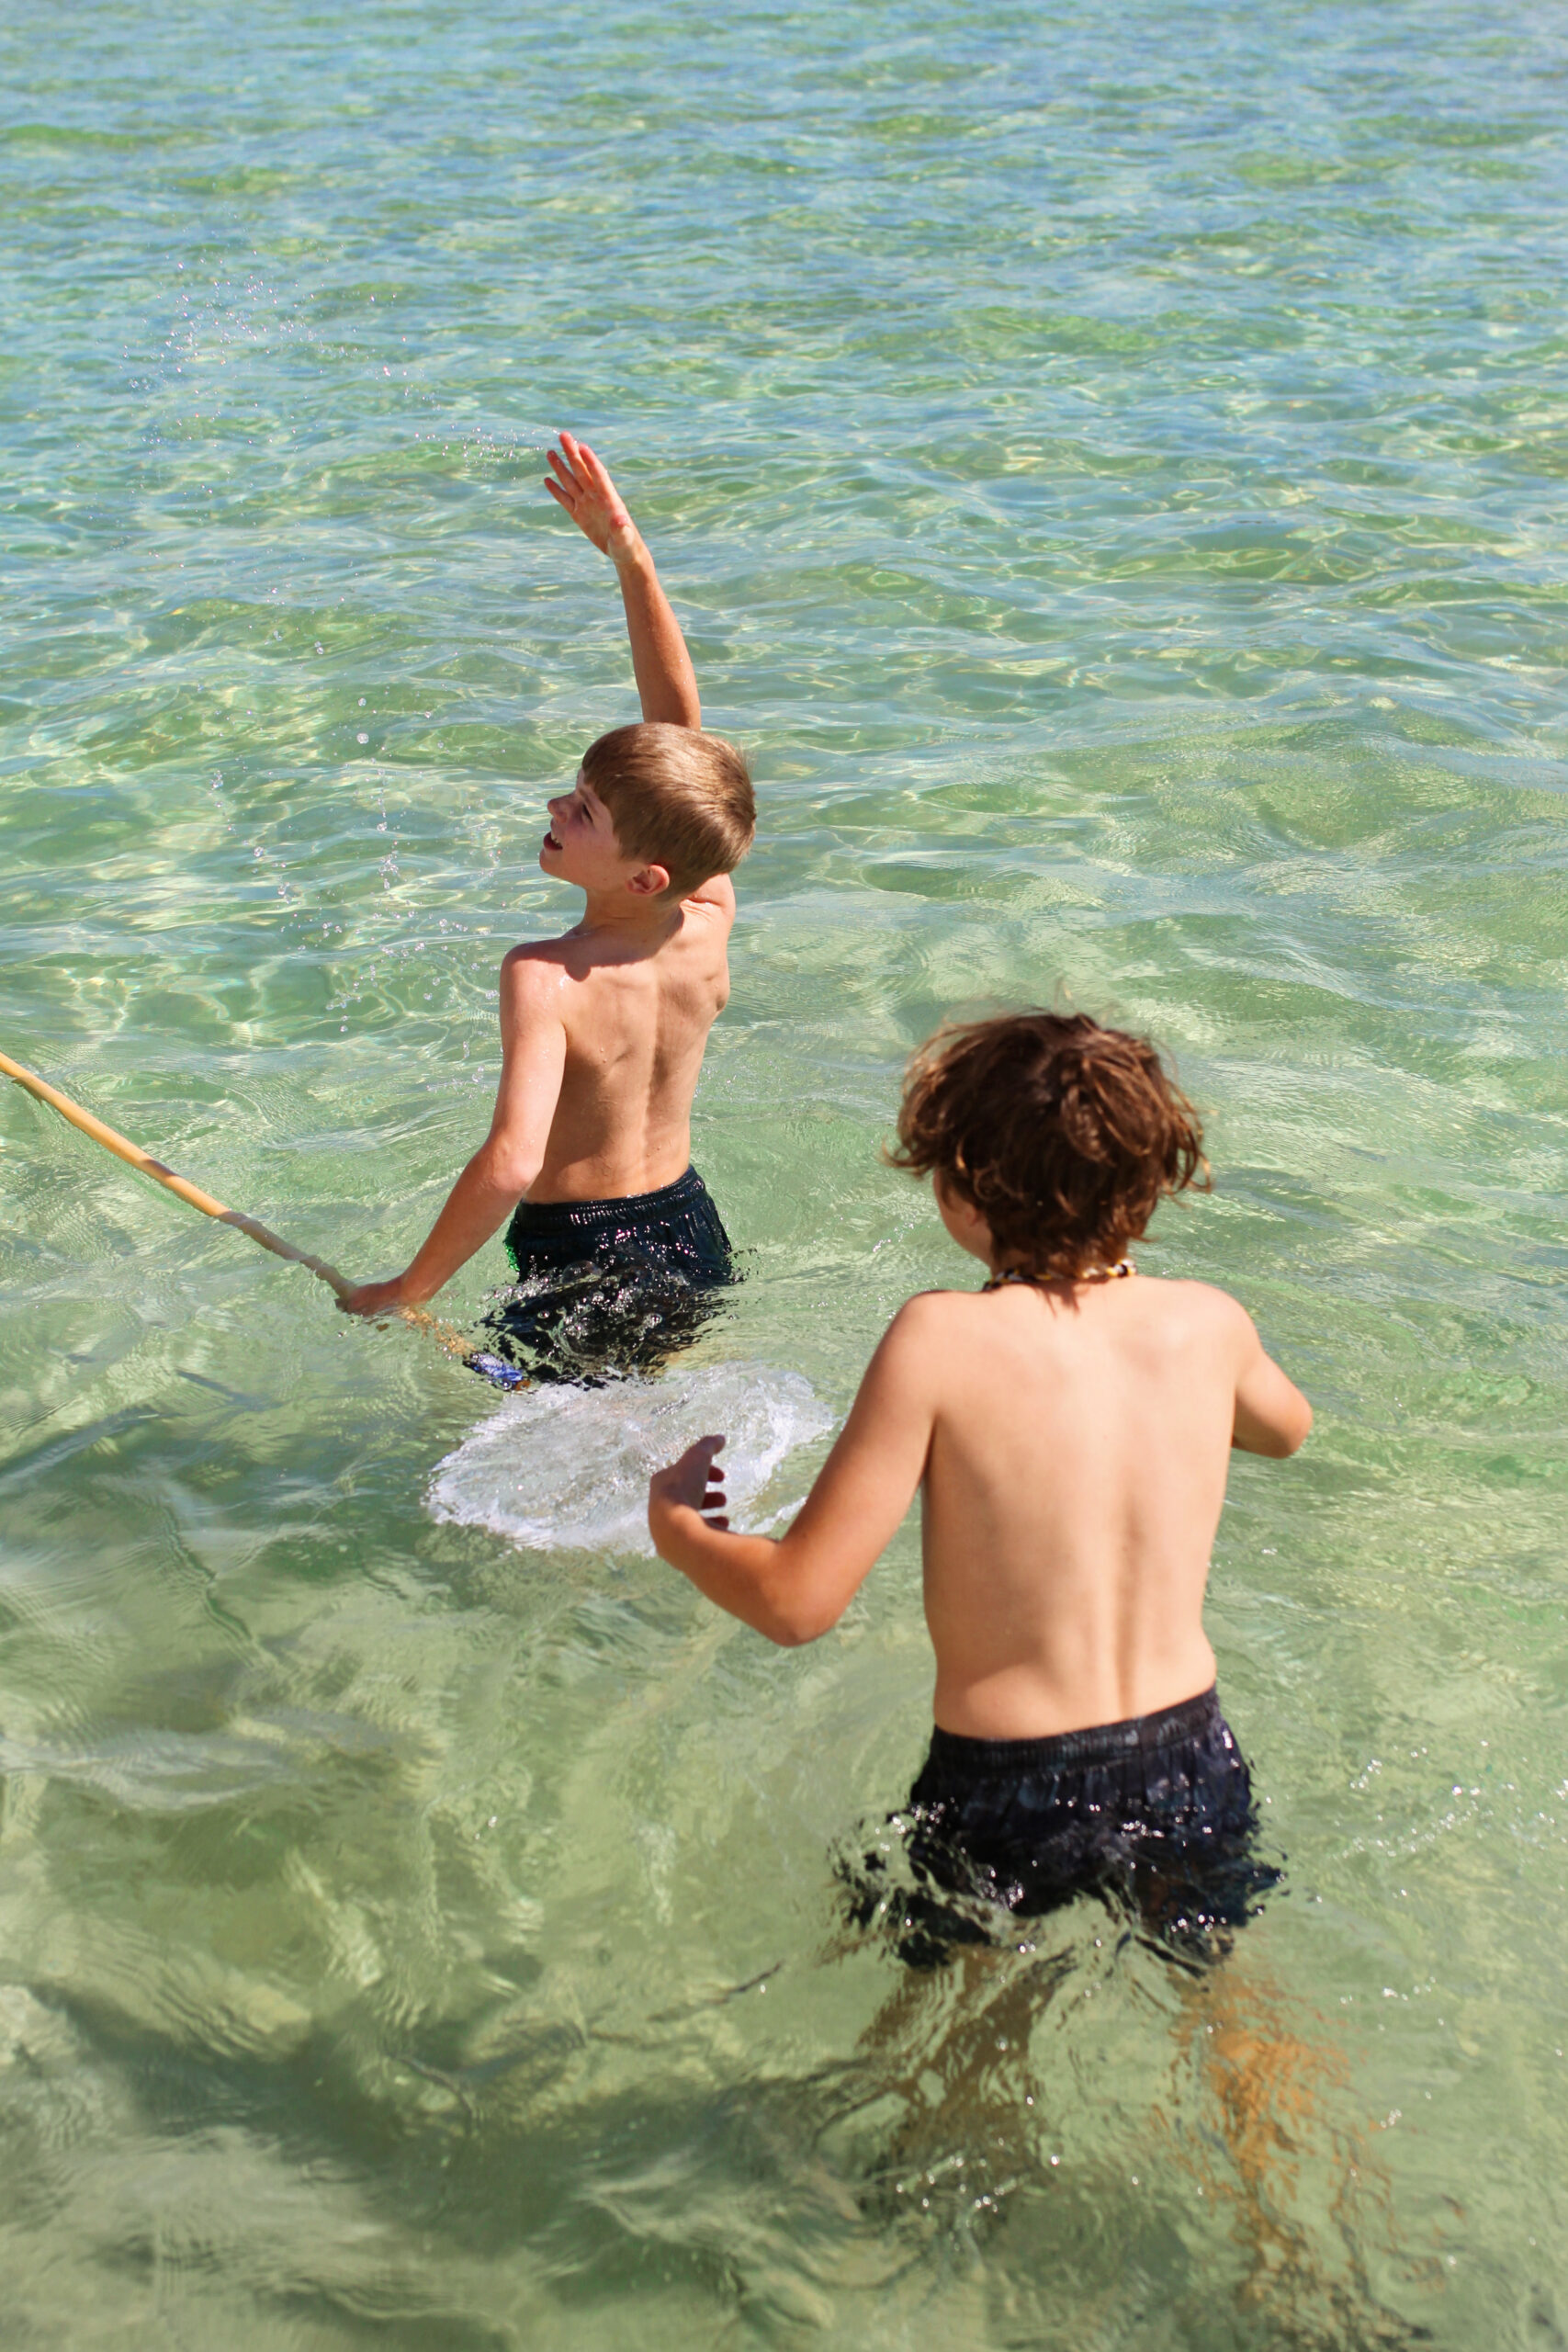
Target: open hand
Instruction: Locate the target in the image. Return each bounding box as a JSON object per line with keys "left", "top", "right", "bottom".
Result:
{"left": 649, "top": 1434, "right": 729, "bottom": 1530}
{"left": 545, "top": 431, "right": 640, "bottom": 562}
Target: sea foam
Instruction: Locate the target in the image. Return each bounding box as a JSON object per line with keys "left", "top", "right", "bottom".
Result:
{"left": 427, "top": 1360, "right": 835, "bottom": 1555}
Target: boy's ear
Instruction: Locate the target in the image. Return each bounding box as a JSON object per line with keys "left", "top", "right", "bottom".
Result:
{"left": 626, "top": 862, "right": 672, "bottom": 898}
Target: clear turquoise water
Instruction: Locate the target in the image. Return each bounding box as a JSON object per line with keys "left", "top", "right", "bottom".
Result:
{"left": 3, "top": 2, "right": 1567, "bottom": 2343}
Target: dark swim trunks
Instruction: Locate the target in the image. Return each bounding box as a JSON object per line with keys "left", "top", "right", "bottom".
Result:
{"left": 841, "top": 1686, "right": 1278, "bottom": 1970}
{"left": 475, "top": 1165, "right": 736, "bottom": 1385}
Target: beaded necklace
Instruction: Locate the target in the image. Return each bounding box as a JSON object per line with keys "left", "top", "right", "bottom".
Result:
{"left": 981, "top": 1260, "right": 1135, "bottom": 1294}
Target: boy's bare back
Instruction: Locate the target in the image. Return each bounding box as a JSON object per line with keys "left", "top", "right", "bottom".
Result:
{"left": 870, "top": 1272, "right": 1303, "bottom": 1737}
{"left": 504, "top": 872, "right": 735, "bottom": 1204}
{"left": 650, "top": 1263, "right": 1306, "bottom": 1740}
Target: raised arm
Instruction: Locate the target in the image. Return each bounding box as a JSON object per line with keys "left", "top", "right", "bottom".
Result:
{"left": 647, "top": 1298, "right": 941, "bottom": 1644}
{"left": 341, "top": 954, "right": 567, "bottom": 1316}
{"left": 546, "top": 432, "right": 701, "bottom": 729}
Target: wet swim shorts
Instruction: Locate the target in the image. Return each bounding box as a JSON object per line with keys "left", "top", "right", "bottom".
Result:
{"left": 842, "top": 1685, "right": 1279, "bottom": 1968}
{"left": 477, "top": 1165, "right": 736, "bottom": 1385}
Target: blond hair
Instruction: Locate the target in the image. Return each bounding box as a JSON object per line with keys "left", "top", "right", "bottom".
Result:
{"left": 581, "top": 722, "right": 755, "bottom": 898}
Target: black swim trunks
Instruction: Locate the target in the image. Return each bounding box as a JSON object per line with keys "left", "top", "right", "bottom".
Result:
{"left": 476, "top": 1165, "right": 736, "bottom": 1385}
{"left": 841, "top": 1686, "right": 1278, "bottom": 1969}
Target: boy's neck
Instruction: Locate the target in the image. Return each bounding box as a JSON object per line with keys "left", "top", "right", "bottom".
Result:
{"left": 571, "top": 886, "right": 683, "bottom": 943}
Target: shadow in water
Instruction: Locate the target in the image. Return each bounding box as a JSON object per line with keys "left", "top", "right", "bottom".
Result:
{"left": 2, "top": 1886, "right": 1440, "bottom": 2350}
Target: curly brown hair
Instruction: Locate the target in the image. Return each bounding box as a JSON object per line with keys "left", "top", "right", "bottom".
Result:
{"left": 889, "top": 1012, "right": 1209, "bottom": 1278}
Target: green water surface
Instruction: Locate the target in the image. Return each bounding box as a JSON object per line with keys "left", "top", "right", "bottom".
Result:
{"left": 2, "top": 2, "right": 1566, "bottom": 2345}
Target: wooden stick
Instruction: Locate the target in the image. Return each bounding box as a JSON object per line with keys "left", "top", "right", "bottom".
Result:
{"left": 0, "top": 1046, "right": 482, "bottom": 1369}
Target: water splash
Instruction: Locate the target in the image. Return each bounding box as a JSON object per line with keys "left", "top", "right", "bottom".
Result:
{"left": 427, "top": 1359, "right": 835, "bottom": 1555}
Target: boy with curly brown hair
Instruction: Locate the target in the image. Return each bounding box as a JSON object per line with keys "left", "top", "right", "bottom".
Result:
{"left": 648, "top": 1011, "right": 1312, "bottom": 1957}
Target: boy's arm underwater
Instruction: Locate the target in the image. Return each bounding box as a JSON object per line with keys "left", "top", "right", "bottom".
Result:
{"left": 340, "top": 954, "right": 567, "bottom": 1316}
{"left": 648, "top": 1298, "right": 942, "bottom": 1645}
{"left": 547, "top": 432, "right": 701, "bottom": 729}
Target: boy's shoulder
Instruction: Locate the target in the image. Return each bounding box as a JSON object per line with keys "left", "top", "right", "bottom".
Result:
{"left": 1129, "top": 1272, "right": 1249, "bottom": 1309}
{"left": 884, "top": 1274, "right": 1256, "bottom": 1344}
{"left": 1135, "top": 1275, "right": 1256, "bottom": 1336}
{"left": 875, "top": 1284, "right": 986, "bottom": 1360}
{"left": 496, "top": 940, "right": 574, "bottom": 1025}
{"left": 1122, "top": 1280, "right": 1259, "bottom": 1375}
{"left": 864, "top": 1279, "right": 1260, "bottom": 1422}
{"left": 501, "top": 937, "right": 573, "bottom": 983}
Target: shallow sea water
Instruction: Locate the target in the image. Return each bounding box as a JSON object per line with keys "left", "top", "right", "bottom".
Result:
{"left": 3, "top": 1, "right": 1567, "bottom": 2344}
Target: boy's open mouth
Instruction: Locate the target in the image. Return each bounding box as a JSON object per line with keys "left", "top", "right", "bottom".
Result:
{"left": 543, "top": 828, "right": 561, "bottom": 852}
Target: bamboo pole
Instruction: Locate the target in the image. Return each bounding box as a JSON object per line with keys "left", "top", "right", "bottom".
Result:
{"left": 0, "top": 1047, "right": 481, "bottom": 1368}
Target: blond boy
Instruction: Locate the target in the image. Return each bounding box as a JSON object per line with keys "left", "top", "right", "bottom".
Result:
{"left": 344, "top": 435, "right": 754, "bottom": 1379}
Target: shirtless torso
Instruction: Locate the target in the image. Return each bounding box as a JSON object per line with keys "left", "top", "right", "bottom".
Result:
{"left": 509, "top": 873, "right": 735, "bottom": 1204}
{"left": 908, "top": 1273, "right": 1286, "bottom": 1736}
{"left": 649, "top": 1260, "right": 1311, "bottom": 1741}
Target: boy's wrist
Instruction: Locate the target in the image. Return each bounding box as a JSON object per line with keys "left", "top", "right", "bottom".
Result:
{"left": 648, "top": 1495, "right": 706, "bottom": 1564}
{"left": 610, "top": 527, "right": 652, "bottom": 577}
{"left": 647, "top": 1489, "right": 684, "bottom": 1540}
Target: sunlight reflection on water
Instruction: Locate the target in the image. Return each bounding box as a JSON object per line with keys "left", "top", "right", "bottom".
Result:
{"left": 2, "top": 0, "right": 1566, "bottom": 2342}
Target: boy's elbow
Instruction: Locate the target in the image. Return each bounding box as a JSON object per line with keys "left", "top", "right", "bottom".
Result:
{"left": 480, "top": 1139, "right": 540, "bottom": 1198}
{"left": 493, "top": 1160, "right": 540, "bottom": 1201}
{"left": 757, "top": 1581, "right": 843, "bottom": 1649}
{"left": 767, "top": 1613, "right": 827, "bottom": 1650}
{"left": 1233, "top": 1401, "right": 1313, "bottom": 1459}
{"left": 1266, "top": 1398, "right": 1314, "bottom": 1459}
